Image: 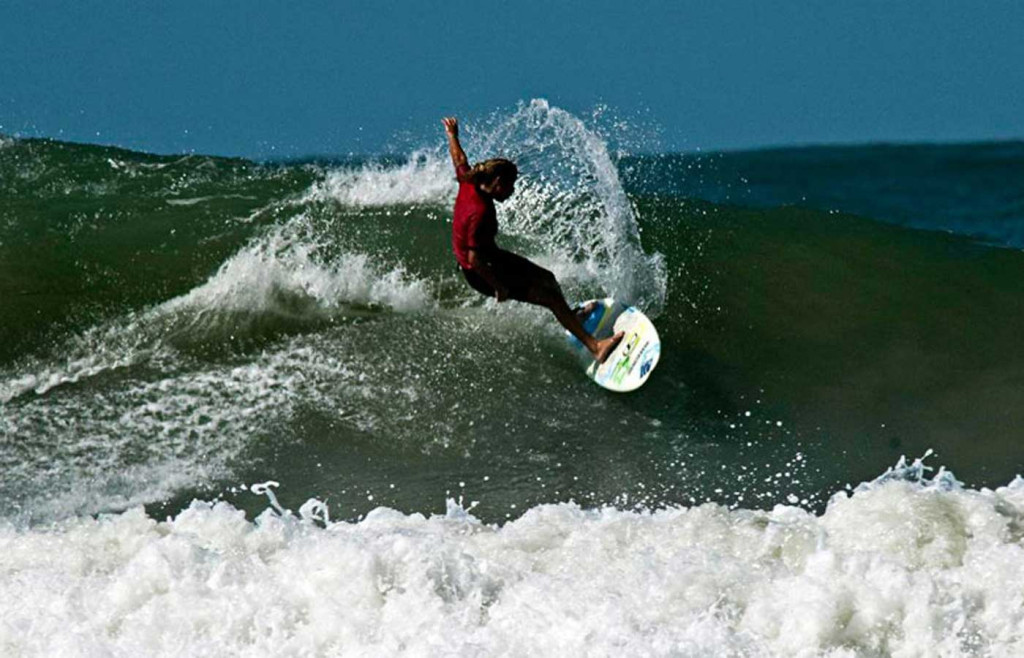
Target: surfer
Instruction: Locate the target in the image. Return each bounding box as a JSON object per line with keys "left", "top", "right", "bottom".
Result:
{"left": 443, "top": 116, "right": 623, "bottom": 363}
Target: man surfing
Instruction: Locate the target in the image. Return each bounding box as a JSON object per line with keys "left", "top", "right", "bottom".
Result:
{"left": 443, "top": 116, "right": 623, "bottom": 363}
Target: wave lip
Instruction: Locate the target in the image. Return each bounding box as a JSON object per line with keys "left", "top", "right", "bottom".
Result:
{"left": 302, "top": 150, "right": 454, "bottom": 207}
{"left": 3, "top": 462, "right": 1024, "bottom": 656}
{"left": 162, "top": 227, "right": 434, "bottom": 320}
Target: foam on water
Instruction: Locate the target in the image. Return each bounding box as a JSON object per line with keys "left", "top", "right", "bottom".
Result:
{"left": 161, "top": 220, "right": 433, "bottom": 318}
{"left": 2, "top": 461, "right": 1023, "bottom": 657}
{"left": 303, "top": 149, "right": 454, "bottom": 207}
{"left": 0, "top": 314, "right": 162, "bottom": 403}
{"left": 0, "top": 329, "right": 416, "bottom": 523}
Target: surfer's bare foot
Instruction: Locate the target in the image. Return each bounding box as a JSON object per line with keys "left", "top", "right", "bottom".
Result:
{"left": 593, "top": 331, "right": 624, "bottom": 364}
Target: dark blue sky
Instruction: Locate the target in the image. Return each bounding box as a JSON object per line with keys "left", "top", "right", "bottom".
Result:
{"left": 3, "top": 1, "right": 1022, "bottom": 157}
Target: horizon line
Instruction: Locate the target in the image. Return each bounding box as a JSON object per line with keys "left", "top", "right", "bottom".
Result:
{"left": 4, "top": 132, "right": 1023, "bottom": 163}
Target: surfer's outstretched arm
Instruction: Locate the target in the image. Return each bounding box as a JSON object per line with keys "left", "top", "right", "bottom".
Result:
{"left": 442, "top": 117, "right": 468, "bottom": 171}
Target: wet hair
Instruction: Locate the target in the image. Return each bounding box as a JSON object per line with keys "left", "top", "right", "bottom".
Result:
{"left": 458, "top": 158, "right": 518, "bottom": 186}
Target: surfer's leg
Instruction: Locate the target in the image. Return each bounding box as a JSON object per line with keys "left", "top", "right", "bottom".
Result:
{"left": 460, "top": 266, "right": 496, "bottom": 298}
{"left": 534, "top": 282, "right": 622, "bottom": 363}
{"left": 504, "top": 257, "right": 622, "bottom": 363}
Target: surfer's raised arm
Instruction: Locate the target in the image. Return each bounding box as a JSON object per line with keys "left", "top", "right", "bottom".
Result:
{"left": 442, "top": 117, "right": 468, "bottom": 172}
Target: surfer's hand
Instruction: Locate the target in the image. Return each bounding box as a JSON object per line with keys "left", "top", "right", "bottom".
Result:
{"left": 442, "top": 117, "right": 459, "bottom": 138}
{"left": 495, "top": 285, "right": 510, "bottom": 302}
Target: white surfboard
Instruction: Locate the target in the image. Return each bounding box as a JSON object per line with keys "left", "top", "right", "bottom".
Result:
{"left": 566, "top": 298, "right": 661, "bottom": 392}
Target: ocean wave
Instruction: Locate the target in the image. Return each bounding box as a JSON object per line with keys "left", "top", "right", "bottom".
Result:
{"left": 2, "top": 460, "right": 1022, "bottom": 656}
{"left": 0, "top": 219, "right": 431, "bottom": 404}
{"left": 0, "top": 228, "right": 433, "bottom": 520}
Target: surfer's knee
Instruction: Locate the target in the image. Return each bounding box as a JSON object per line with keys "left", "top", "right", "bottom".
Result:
{"left": 521, "top": 266, "right": 561, "bottom": 307}
{"left": 527, "top": 283, "right": 558, "bottom": 307}
{"left": 536, "top": 268, "right": 558, "bottom": 291}
{"left": 536, "top": 272, "right": 561, "bottom": 300}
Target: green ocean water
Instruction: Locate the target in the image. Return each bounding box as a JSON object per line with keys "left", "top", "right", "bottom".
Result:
{"left": 3, "top": 107, "right": 1024, "bottom": 528}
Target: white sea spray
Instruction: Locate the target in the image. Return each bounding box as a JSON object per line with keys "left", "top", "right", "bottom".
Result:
{"left": 2, "top": 469, "right": 1023, "bottom": 656}
{"left": 302, "top": 149, "right": 454, "bottom": 207}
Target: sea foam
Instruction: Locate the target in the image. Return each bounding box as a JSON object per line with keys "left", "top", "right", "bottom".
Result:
{"left": 162, "top": 221, "right": 433, "bottom": 318}
{"left": 302, "top": 149, "right": 454, "bottom": 207}
{"left": 2, "top": 463, "right": 1023, "bottom": 657}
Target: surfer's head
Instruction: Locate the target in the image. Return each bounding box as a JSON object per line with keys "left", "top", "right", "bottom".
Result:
{"left": 462, "top": 158, "right": 518, "bottom": 202}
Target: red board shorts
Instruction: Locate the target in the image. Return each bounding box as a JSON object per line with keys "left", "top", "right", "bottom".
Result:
{"left": 460, "top": 249, "right": 554, "bottom": 302}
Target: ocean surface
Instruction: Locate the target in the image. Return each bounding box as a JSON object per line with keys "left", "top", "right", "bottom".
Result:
{"left": 3, "top": 100, "right": 1024, "bottom": 655}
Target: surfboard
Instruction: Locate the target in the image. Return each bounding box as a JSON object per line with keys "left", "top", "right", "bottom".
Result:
{"left": 566, "top": 298, "right": 661, "bottom": 392}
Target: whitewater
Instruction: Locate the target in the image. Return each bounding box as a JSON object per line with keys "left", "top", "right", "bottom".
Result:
{"left": 3, "top": 461, "right": 1024, "bottom": 656}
